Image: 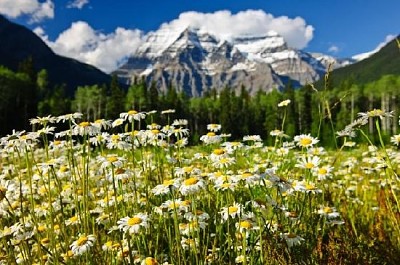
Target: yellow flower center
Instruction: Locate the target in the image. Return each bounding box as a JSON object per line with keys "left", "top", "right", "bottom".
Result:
{"left": 242, "top": 172, "right": 252, "bottom": 178}
{"left": 128, "top": 110, "right": 138, "bottom": 115}
{"left": 305, "top": 162, "right": 314, "bottom": 169}
{"left": 287, "top": 233, "right": 297, "bottom": 239}
{"left": 182, "top": 200, "right": 190, "bottom": 206}
{"left": 37, "top": 225, "right": 46, "bottom": 233}
{"left": 127, "top": 217, "right": 142, "bottom": 226}
{"left": 207, "top": 132, "right": 216, "bottom": 137}
{"left": 221, "top": 183, "right": 231, "bottom": 188}
{"left": 239, "top": 220, "right": 252, "bottom": 229}
{"left": 163, "top": 179, "right": 175, "bottom": 186}
{"left": 151, "top": 129, "right": 160, "bottom": 134}
{"left": 59, "top": 165, "right": 69, "bottom": 172}
{"left": 69, "top": 216, "right": 78, "bottom": 223}
{"left": 318, "top": 168, "right": 327, "bottom": 175}
{"left": 305, "top": 183, "right": 316, "bottom": 190}
{"left": 228, "top": 206, "right": 238, "bottom": 214}
{"left": 111, "top": 134, "right": 120, "bottom": 141}
{"left": 107, "top": 156, "right": 118, "bottom": 163}
{"left": 323, "top": 207, "right": 333, "bottom": 214}
{"left": 183, "top": 166, "right": 193, "bottom": 173}
{"left": 144, "top": 257, "right": 159, "bottom": 265}
{"left": 184, "top": 177, "right": 198, "bottom": 186}
{"left": 213, "top": 149, "right": 225, "bottom": 155}
{"left": 76, "top": 236, "right": 88, "bottom": 246}
{"left": 299, "top": 138, "right": 312, "bottom": 146}
{"left": 79, "top": 121, "right": 90, "bottom": 127}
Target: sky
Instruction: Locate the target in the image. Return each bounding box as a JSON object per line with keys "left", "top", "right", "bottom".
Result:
{"left": 0, "top": 0, "right": 398, "bottom": 73}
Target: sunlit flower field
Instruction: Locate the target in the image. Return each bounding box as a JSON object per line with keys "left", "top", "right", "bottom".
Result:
{"left": 0, "top": 106, "right": 399, "bottom": 264}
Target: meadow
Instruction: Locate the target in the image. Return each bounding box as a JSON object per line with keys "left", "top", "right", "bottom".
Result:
{"left": 0, "top": 104, "right": 399, "bottom": 265}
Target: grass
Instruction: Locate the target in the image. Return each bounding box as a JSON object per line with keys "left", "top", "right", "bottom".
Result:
{"left": 0, "top": 108, "right": 399, "bottom": 265}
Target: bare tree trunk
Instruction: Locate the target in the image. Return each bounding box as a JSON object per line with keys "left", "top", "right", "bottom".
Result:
{"left": 381, "top": 93, "right": 387, "bottom": 133}
{"left": 392, "top": 94, "right": 397, "bottom": 134}
{"left": 369, "top": 94, "right": 374, "bottom": 134}
{"left": 351, "top": 93, "right": 355, "bottom": 123}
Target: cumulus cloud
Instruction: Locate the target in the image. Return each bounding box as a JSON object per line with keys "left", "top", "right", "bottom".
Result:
{"left": 33, "top": 9, "right": 314, "bottom": 72}
{"left": 328, "top": 45, "right": 339, "bottom": 53}
{"left": 0, "top": 0, "right": 54, "bottom": 22}
{"left": 159, "top": 10, "right": 314, "bottom": 49}
{"left": 67, "top": 0, "right": 89, "bottom": 9}
{"left": 35, "top": 21, "right": 143, "bottom": 73}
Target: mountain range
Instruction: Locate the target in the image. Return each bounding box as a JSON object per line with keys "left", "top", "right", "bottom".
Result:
{"left": 0, "top": 15, "right": 111, "bottom": 96}
{"left": 115, "top": 27, "right": 354, "bottom": 96}
{"left": 0, "top": 15, "right": 397, "bottom": 98}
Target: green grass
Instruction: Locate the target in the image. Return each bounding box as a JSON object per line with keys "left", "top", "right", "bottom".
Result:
{"left": 0, "top": 109, "right": 399, "bottom": 265}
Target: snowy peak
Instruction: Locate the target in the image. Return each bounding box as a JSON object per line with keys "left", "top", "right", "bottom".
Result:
{"left": 117, "top": 25, "right": 353, "bottom": 96}
{"left": 233, "top": 31, "right": 288, "bottom": 60}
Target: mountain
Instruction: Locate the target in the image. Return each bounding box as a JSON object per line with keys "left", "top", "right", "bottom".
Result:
{"left": 116, "top": 27, "right": 350, "bottom": 96}
{"left": 0, "top": 15, "right": 111, "bottom": 95}
{"left": 316, "top": 36, "right": 400, "bottom": 87}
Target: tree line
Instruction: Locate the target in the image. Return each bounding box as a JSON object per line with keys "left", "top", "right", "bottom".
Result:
{"left": 1, "top": 61, "right": 399, "bottom": 146}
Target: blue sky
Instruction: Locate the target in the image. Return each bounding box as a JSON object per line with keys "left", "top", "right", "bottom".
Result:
{"left": 1, "top": 0, "right": 398, "bottom": 72}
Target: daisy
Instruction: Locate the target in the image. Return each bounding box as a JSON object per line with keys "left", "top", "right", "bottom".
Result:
{"left": 179, "top": 177, "right": 205, "bottom": 195}
{"left": 236, "top": 219, "right": 254, "bottom": 234}
{"left": 181, "top": 237, "right": 198, "bottom": 250}
{"left": 220, "top": 202, "right": 243, "bottom": 221}
{"left": 70, "top": 234, "right": 96, "bottom": 256}
{"left": 172, "top": 119, "right": 188, "bottom": 126}
{"left": 243, "top": 135, "right": 262, "bottom": 142}
{"left": 391, "top": 134, "right": 400, "bottom": 146}
{"left": 295, "top": 155, "right": 321, "bottom": 170}
{"left": 65, "top": 215, "right": 80, "bottom": 226}
{"left": 358, "top": 109, "right": 393, "bottom": 119}
{"left": 30, "top": 115, "right": 57, "bottom": 126}
{"left": 316, "top": 206, "right": 340, "bottom": 219}
{"left": 214, "top": 181, "right": 237, "bottom": 192}
{"left": 278, "top": 99, "right": 291, "bottom": 107}
{"left": 281, "top": 232, "right": 304, "bottom": 248}
{"left": 120, "top": 110, "right": 146, "bottom": 122}
{"left": 212, "top": 156, "right": 236, "bottom": 169}
{"left": 117, "top": 213, "right": 149, "bottom": 234}
{"left": 151, "top": 178, "right": 180, "bottom": 195}
{"left": 207, "top": 124, "right": 222, "bottom": 132}
{"left": 161, "top": 109, "right": 175, "bottom": 114}
{"left": 200, "top": 132, "right": 222, "bottom": 145}
{"left": 141, "top": 257, "right": 159, "bottom": 265}
{"left": 313, "top": 165, "right": 334, "bottom": 180}
{"left": 161, "top": 199, "right": 190, "bottom": 213}
{"left": 294, "top": 134, "right": 319, "bottom": 148}
{"left": 56, "top": 112, "right": 83, "bottom": 123}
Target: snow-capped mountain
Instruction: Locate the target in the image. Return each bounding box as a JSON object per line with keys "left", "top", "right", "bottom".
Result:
{"left": 115, "top": 27, "right": 350, "bottom": 96}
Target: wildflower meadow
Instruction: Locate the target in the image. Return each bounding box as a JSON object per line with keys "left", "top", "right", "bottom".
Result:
{"left": 0, "top": 105, "right": 399, "bottom": 264}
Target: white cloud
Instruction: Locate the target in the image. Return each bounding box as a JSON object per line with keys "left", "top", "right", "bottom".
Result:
{"left": 33, "top": 9, "right": 314, "bottom": 72}
{"left": 328, "top": 45, "right": 339, "bottom": 53}
{"left": 159, "top": 10, "right": 314, "bottom": 49}
{"left": 67, "top": 0, "right": 89, "bottom": 9}
{"left": 35, "top": 21, "right": 143, "bottom": 73}
{"left": 0, "top": 0, "right": 54, "bottom": 22}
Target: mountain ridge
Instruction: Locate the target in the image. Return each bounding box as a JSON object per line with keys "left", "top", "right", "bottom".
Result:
{"left": 116, "top": 26, "right": 352, "bottom": 96}
{"left": 0, "top": 15, "right": 111, "bottom": 96}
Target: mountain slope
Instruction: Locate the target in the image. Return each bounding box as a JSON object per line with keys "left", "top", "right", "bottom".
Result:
{"left": 116, "top": 27, "right": 349, "bottom": 96}
{"left": 0, "top": 15, "right": 111, "bottom": 95}
{"left": 319, "top": 36, "right": 400, "bottom": 87}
